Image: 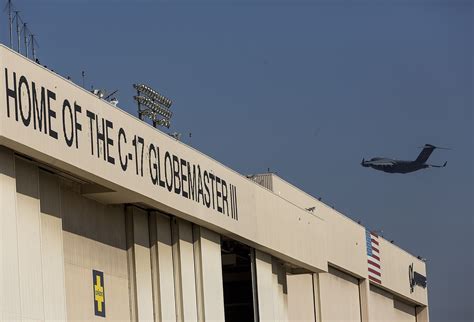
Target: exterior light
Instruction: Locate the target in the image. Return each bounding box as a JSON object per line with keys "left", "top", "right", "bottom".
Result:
{"left": 133, "top": 83, "right": 173, "bottom": 129}
{"left": 133, "top": 84, "right": 172, "bottom": 109}
{"left": 133, "top": 96, "right": 172, "bottom": 119}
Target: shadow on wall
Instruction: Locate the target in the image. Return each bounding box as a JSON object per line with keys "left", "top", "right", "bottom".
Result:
{"left": 328, "top": 266, "right": 359, "bottom": 286}
{"left": 370, "top": 284, "right": 416, "bottom": 317}
{"left": 60, "top": 183, "right": 127, "bottom": 251}
{"left": 272, "top": 258, "right": 288, "bottom": 295}
{"left": 16, "top": 159, "right": 39, "bottom": 199}
{"left": 0, "top": 148, "right": 15, "bottom": 179}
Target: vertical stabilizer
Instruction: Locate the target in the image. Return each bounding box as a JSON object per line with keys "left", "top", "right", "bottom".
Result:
{"left": 415, "top": 144, "right": 436, "bottom": 163}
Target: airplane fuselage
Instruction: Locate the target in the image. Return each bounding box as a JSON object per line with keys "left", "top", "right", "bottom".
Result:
{"left": 363, "top": 159, "right": 429, "bottom": 174}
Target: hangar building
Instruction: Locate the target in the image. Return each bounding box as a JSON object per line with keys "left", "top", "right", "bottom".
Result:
{"left": 0, "top": 45, "right": 429, "bottom": 321}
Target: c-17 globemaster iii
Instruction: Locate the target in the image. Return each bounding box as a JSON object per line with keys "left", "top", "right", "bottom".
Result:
{"left": 361, "top": 144, "right": 448, "bottom": 174}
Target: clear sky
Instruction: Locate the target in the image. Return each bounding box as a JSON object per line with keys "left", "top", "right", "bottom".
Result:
{"left": 4, "top": 0, "right": 472, "bottom": 320}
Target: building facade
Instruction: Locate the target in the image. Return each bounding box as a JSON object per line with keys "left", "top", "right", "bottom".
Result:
{"left": 0, "top": 46, "right": 429, "bottom": 321}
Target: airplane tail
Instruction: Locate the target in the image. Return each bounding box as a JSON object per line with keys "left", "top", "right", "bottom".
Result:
{"left": 415, "top": 144, "right": 437, "bottom": 163}
{"left": 430, "top": 161, "right": 447, "bottom": 168}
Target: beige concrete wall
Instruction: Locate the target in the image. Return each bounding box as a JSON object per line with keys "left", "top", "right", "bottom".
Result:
{"left": 416, "top": 306, "right": 429, "bottom": 322}
{"left": 0, "top": 154, "right": 68, "bottom": 321}
{"left": 0, "top": 147, "right": 21, "bottom": 321}
{"left": 254, "top": 174, "right": 428, "bottom": 305}
{"left": 312, "top": 273, "right": 322, "bottom": 322}
{"left": 255, "top": 250, "right": 276, "bottom": 321}
{"left": 126, "top": 206, "right": 155, "bottom": 321}
{"left": 263, "top": 174, "right": 370, "bottom": 278}
{"left": 369, "top": 285, "right": 416, "bottom": 322}
{"left": 255, "top": 250, "right": 289, "bottom": 322}
{"left": 61, "top": 183, "right": 131, "bottom": 321}
{"left": 193, "top": 226, "right": 225, "bottom": 322}
{"left": 271, "top": 260, "right": 288, "bottom": 321}
{"left": 150, "top": 212, "right": 177, "bottom": 322}
{"left": 16, "top": 158, "right": 45, "bottom": 320}
{"left": 359, "top": 279, "right": 371, "bottom": 322}
{"left": 319, "top": 267, "right": 362, "bottom": 322}
{"left": 377, "top": 238, "right": 428, "bottom": 305}
{"left": 287, "top": 274, "right": 316, "bottom": 322}
{"left": 39, "top": 170, "right": 68, "bottom": 320}
{"left": 254, "top": 186, "right": 327, "bottom": 272}
{"left": 172, "top": 219, "right": 198, "bottom": 322}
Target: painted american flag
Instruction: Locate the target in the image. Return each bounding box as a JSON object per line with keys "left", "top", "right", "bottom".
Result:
{"left": 366, "top": 230, "right": 382, "bottom": 284}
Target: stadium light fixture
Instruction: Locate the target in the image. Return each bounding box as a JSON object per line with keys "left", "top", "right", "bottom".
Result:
{"left": 133, "top": 83, "right": 173, "bottom": 129}
{"left": 133, "top": 96, "right": 172, "bottom": 119}
{"left": 133, "top": 84, "right": 172, "bottom": 108}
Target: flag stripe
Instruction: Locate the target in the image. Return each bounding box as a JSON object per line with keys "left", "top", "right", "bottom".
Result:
{"left": 368, "top": 267, "right": 381, "bottom": 276}
{"left": 368, "top": 259, "right": 380, "bottom": 269}
{"left": 369, "top": 275, "right": 381, "bottom": 284}
{"left": 368, "top": 253, "right": 380, "bottom": 260}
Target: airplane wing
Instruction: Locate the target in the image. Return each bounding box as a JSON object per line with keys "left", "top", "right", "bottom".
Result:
{"left": 371, "top": 160, "right": 396, "bottom": 166}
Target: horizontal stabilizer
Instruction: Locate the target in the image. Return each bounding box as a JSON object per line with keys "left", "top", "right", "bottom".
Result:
{"left": 430, "top": 161, "right": 447, "bottom": 168}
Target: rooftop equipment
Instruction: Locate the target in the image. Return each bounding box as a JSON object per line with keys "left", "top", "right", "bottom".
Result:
{"left": 133, "top": 83, "right": 173, "bottom": 129}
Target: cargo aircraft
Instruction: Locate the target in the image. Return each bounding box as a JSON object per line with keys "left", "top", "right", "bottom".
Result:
{"left": 361, "top": 144, "right": 448, "bottom": 174}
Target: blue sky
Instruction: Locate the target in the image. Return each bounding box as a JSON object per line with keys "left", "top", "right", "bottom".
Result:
{"left": 5, "top": 0, "right": 473, "bottom": 320}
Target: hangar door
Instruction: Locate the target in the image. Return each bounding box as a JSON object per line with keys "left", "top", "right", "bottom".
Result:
{"left": 318, "top": 267, "right": 362, "bottom": 322}
{"left": 369, "top": 284, "right": 416, "bottom": 322}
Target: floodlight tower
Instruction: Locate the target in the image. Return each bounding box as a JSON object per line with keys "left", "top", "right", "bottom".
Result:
{"left": 133, "top": 84, "right": 173, "bottom": 129}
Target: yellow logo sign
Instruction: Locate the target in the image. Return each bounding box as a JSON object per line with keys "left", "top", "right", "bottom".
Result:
{"left": 93, "top": 270, "right": 106, "bottom": 317}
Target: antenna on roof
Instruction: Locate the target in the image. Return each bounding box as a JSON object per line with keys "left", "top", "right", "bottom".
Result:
{"left": 22, "top": 22, "right": 28, "bottom": 58}
{"left": 14, "top": 10, "right": 20, "bottom": 52}
{"left": 104, "top": 89, "right": 118, "bottom": 101}
{"left": 5, "top": 1, "right": 38, "bottom": 61}
{"left": 104, "top": 90, "right": 119, "bottom": 106}
{"left": 4, "top": 0, "right": 14, "bottom": 48}
{"left": 30, "top": 34, "right": 39, "bottom": 61}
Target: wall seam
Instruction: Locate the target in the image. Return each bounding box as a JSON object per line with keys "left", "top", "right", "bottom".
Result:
{"left": 250, "top": 248, "right": 259, "bottom": 322}
{"left": 12, "top": 156, "right": 22, "bottom": 318}
{"left": 126, "top": 206, "right": 139, "bottom": 321}
{"left": 192, "top": 225, "right": 205, "bottom": 322}
{"left": 311, "top": 274, "right": 317, "bottom": 322}
{"left": 148, "top": 212, "right": 161, "bottom": 322}
{"left": 57, "top": 176, "right": 68, "bottom": 319}
{"left": 35, "top": 166, "right": 47, "bottom": 320}
{"left": 171, "top": 217, "right": 184, "bottom": 322}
